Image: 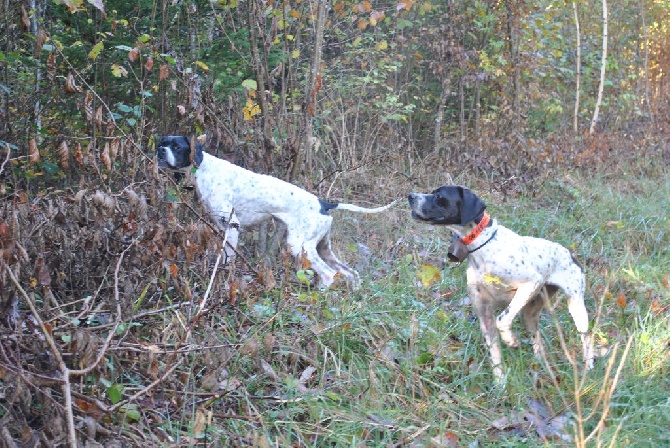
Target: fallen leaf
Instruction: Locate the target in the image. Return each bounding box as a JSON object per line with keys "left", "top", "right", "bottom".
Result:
{"left": 416, "top": 263, "right": 441, "bottom": 287}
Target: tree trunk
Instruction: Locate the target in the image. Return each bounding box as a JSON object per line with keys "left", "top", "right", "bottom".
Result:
{"left": 639, "top": 0, "right": 653, "bottom": 125}
{"left": 505, "top": 0, "right": 520, "bottom": 123}
{"left": 434, "top": 76, "right": 451, "bottom": 155}
{"left": 589, "top": 0, "right": 608, "bottom": 135}
{"left": 247, "top": 0, "right": 274, "bottom": 162}
{"left": 291, "top": 0, "right": 326, "bottom": 180}
{"left": 573, "top": 1, "right": 581, "bottom": 135}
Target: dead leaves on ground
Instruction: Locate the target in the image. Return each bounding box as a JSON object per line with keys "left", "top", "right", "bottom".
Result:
{"left": 490, "top": 398, "right": 574, "bottom": 443}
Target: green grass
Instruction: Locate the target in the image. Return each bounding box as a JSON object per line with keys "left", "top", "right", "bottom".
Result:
{"left": 129, "top": 172, "right": 669, "bottom": 446}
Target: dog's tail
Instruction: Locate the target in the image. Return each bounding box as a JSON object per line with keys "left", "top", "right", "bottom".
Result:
{"left": 323, "top": 199, "right": 400, "bottom": 214}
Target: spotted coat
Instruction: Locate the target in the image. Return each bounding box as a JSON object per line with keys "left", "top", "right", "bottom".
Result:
{"left": 157, "top": 136, "right": 397, "bottom": 289}
{"left": 408, "top": 185, "right": 595, "bottom": 380}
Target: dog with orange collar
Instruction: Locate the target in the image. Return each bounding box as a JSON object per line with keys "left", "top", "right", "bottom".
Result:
{"left": 408, "top": 185, "right": 594, "bottom": 380}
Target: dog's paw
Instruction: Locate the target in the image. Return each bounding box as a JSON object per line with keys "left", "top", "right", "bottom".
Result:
{"left": 499, "top": 330, "right": 520, "bottom": 348}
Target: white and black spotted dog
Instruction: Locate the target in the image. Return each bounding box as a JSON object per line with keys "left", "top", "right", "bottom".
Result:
{"left": 408, "top": 185, "right": 594, "bottom": 379}
{"left": 156, "top": 135, "right": 397, "bottom": 289}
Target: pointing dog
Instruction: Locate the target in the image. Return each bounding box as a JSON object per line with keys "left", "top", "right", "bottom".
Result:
{"left": 408, "top": 185, "right": 594, "bottom": 379}
{"left": 156, "top": 135, "right": 396, "bottom": 289}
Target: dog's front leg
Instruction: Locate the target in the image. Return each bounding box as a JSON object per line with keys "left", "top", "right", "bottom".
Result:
{"left": 496, "top": 282, "right": 543, "bottom": 348}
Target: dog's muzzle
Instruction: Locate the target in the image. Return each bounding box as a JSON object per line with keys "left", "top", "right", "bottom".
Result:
{"left": 156, "top": 146, "right": 172, "bottom": 169}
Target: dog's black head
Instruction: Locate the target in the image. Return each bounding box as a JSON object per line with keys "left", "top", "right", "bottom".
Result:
{"left": 156, "top": 135, "right": 204, "bottom": 171}
{"left": 407, "top": 185, "right": 486, "bottom": 226}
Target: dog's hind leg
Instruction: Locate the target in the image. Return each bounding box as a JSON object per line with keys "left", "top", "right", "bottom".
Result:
{"left": 470, "top": 286, "right": 504, "bottom": 380}
{"left": 521, "top": 292, "right": 546, "bottom": 359}
{"left": 316, "top": 233, "right": 360, "bottom": 289}
{"left": 285, "top": 220, "right": 339, "bottom": 289}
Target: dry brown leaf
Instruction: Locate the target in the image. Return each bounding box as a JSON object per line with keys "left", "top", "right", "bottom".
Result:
{"left": 28, "top": 139, "right": 40, "bottom": 163}
{"left": 74, "top": 142, "right": 84, "bottom": 166}
{"left": 65, "top": 73, "right": 83, "bottom": 93}
{"left": 58, "top": 140, "right": 69, "bottom": 169}
{"left": 298, "top": 366, "right": 317, "bottom": 386}
{"left": 92, "top": 190, "right": 115, "bottom": 211}
{"left": 109, "top": 137, "right": 120, "bottom": 162}
{"left": 159, "top": 64, "right": 169, "bottom": 82}
{"left": 84, "top": 91, "right": 94, "bottom": 123}
{"left": 87, "top": 139, "right": 96, "bottom": 167}
{"left": 101, "top": 141, "right": 111, "bottom": 170}
{"left": 20, "top": 5, "right": 30, "bottom": 31}
{"left": 128, "top": 46, "right": 140, "bottom": 62}
{"left": 47, "top": 53, "right": 57, "bottom": 80}
{"left": 144, "top": 56, "right": 154, "bottom": 72}
{"left": 74, "top": 189, "right": 87, "bottom": 205}
{"left": 259, "top": 359, "right": 279, "bottom": 381}
{"left": 126, "top": 189, "right": 148, "bottom": 219}
{"left": 36, "top": 256, "right": 51, "bottom": 287}
{"left": 192, "top": 409, "right": 209, "bottom": 439}
{"left": 94, "top": 105, "right": 104, "bottom": 129}
{"left": 34, "top": 28, "right": 48, "bottom": 59}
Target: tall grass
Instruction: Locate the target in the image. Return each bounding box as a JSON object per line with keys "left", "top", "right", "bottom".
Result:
{"left": 136, "top": 172, "right": 669, "bottom": 446}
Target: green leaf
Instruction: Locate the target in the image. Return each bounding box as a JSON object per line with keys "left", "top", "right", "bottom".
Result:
{"left": 41, "top": 161, "right": 60, "bottom": 174}
{"left": 396, "top": 19, "right": 413, "bottom": 30}
{"left": 106, "top": 383, "right": 124, "bottom": 404}
{"left": 241, "top": 79, "right": 257, "bottom": 90}
{"left": 88, "top": 41, "right": 104, "bottom": 61}
{"left": 166, "top": 187, "right": 180, "bottom": 202}
{"left": 120, "top": 404, "right": 141, "bottom": 421}
{"left": 296, "top": 269, "right": 314, "bottom": 285}
{"left": 117, "top": 104, "right": 133, "bottom": 113}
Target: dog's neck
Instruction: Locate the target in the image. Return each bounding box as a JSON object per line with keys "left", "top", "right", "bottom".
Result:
{"left": 446, "top": 212, "right": 493, "bottom": 242}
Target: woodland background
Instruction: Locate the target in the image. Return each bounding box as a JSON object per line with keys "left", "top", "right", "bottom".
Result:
{"left": 0, "top": 0, "right": 669, "bottom": 446}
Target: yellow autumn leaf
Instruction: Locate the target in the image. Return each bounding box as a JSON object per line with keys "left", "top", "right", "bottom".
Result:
{"left": 243, "top": 98, "right": 261, "bottom": 121}
{"left": 483, "top": 274, "right": 506, "bottom": 287}
{"left": 291, "top": 49, "right": 300, "bottom": 59}
{"left": 111, "top": 63, "right": 128, "bottom": 77}
{"left": 195, "top": 60, "right": 209, "bottom": 71}
{"left": 417, "top": 264, "right": 441, "bottom": 287}
{"left": 88, "top": 41, "right": 104, "bottom": 61}
{"left": 375, "top": 40, "right": 388, "bottom": 51}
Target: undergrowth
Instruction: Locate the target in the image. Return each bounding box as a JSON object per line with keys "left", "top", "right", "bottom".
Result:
{"left": 1, "top": 164, "right": 668, "bottom": 446}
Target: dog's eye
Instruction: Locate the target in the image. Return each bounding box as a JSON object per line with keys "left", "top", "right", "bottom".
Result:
{"left": 436, "top": 196, "right": 448, "bottom": 207}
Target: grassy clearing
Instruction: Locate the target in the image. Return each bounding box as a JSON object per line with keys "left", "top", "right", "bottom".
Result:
{"left": 143, "top": 171, "right": 669, "bottom": 446}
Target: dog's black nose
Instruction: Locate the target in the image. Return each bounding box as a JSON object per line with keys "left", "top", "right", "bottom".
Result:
{"left": 157, "top": 146, "right": 165, "bottom": 157}
{"left": 408, "top": 193, "right": 417, "bottom": 205}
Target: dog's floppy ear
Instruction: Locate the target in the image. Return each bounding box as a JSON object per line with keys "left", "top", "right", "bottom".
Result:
{"left": 459, "top": 186, "right": 486, "bottom": 225}
{"left": 188, "top": 137, "right": 204, "bottom": 168}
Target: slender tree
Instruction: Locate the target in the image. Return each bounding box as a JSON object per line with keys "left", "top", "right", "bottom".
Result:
{"left": 590, "top": 0, "right": 608, "bottom": 135}
{"left": 573, "top": 1, "right": 581, "bottom": 135}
